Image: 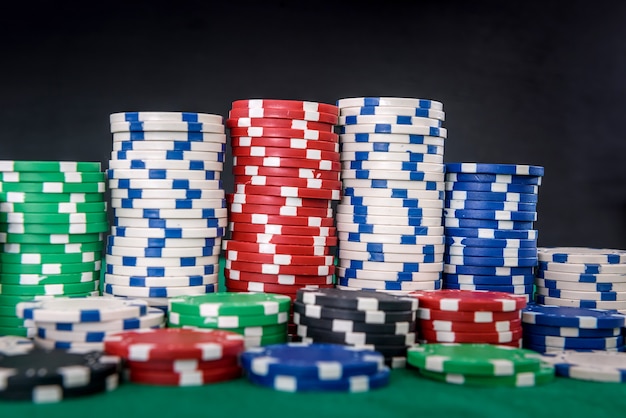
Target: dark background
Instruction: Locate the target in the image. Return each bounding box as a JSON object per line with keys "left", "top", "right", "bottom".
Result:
{"left": 0, "top": 0, "right": 624, "bottom": 249}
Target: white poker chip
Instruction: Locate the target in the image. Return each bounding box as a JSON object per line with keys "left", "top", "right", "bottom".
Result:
{"left": 109, "top": 112, "right": 223, "bottom": 124}
{"left": 538, "top": 247, "right": 626, "bottom": 264}
{"left": 339, "top": 240, "right": 445, "bottom": 255}
{"left": 338, "top": 231, "right": 444, "bottom": 245}
{"left": 110, "top": 226, "right": 224, "bottom": 239}
{"left": 340, "top": 133, "right": 445, "bottom": 146}
{"left": 341, "top": 169, "right": 445, "bottom": 182}
{"left": 338, "top": 249, "right": 444, "bottom": 264}
{"left": 336, "top": 97, "right": 444, "bottom": 110}
{"left": 535, "top": 278, "right": 626, "bottom": 292}
{"left": 538, "top": 270, "right": 626, "bottom": 283}
{"left": 111, "top": 140, "right": 225, "bottom": 152}
{"left": 107, "top": 236, "right": 221, "bottom": 248}
{"left": 339, "top": 106, "right": 445, "bottom": 120}
{"left": 104, "top": 273, "right": 219, "bottom": 287}
{"left": 341, "top": 151, "right": 444, "bottom": 164}
{"left": 339, "top": 114, "right": 441, "bottom": 127}
{"left": 339, "top": 197, "right": 443, "bottom": 210}
{"left": 336, "top": 212, "right": 442, "bottom": 226}
{"left": 112, "top": 131, "right": 225, "bottom": 143}
{"left": 105, "top": 254, "right": 219, "bottom": 268}
{"left": 110, "top": 121, "right": 225, "bottom": 133}
{"left": 108, "top": 159, "right": 224, "bottom": 171}
{"left": 110, "top": 188, "right": 224, "bottom": 200}
{"left": 110, "top": 198, "right": 226, "bottom": 210}
{"left": 539, "top": 262, "right": 626, "bottom": 275}
{"left": 113, "top": 207, "right": 228, "bottom": 219}
{"left": 340, "top": 142, "right": 444, "bottom": 155}
{"left": 342, "top": 179, "right": 444, "bottom": 191}
{"left": 111, "top": 150, "right": 224, "bottom": 162}
{"left": 107, "top": 169, "right": 221, "bottom": 181}
{"left": 0, "top": 336, "right": 35, "bottom": 355}
{"left": 541, "top": 350, "right": 626, "bottom": 382}
{"left": 16, "top": 297, "right": 149, "bottom": 323}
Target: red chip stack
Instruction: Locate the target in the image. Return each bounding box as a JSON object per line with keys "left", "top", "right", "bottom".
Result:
{"left": 224, "top": 99, "right": 341, "bottom": 337}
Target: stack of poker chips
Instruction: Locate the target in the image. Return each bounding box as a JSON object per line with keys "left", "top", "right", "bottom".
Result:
{"left": 0, "top": 336, "right": 121, "bottom": 403}
{"left": 534, "top": 247, "right": 626, "bottom": 313}
{"left": 167, "top": 292, "right": 290, "bottom": 348}
{"left": 521, "top": 304, "right": 625, "bottom": 353}
{"left": 442, "top": 163, "right": 544, "bottom": 300}
{"left": 410, "top": 289, "right": 526, "bottom": 346}
{"left": 294, "top": 288, "right": 418, "bottom": 368}
{"left": 335, "top": 97, "right": 447, "bottom": 293}
{"left": 407, "top": 343, "right": 554, "bottom": 387}
{"left": 16, "top": 296, "right": 164, "bottom": 350}
{"left": 104, "top": 112, "right": 227, "bottom": 309}
{"left": 241, "top": 342, "right": 390, "bottom": 392}
{"left": 104, "top": 328, "right": 245, "bottom": 386}
{"left": 0, "top": 160, "right": 107, "bottom": 337}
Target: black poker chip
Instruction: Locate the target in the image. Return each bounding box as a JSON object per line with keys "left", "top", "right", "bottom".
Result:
{"left": 296, "top": 323, "right": 416, "bottom": 346}
{"left": 296, "top": 288, "right": 418, "bottom": 312}
{"left": 293, "top": 301, "right": 416, "bottom": 324}
{"left": 293, "top": 312, "right": 416, "bottom": 335}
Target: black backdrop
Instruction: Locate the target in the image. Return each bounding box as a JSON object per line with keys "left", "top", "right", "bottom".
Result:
{"left": 1, "top": 0, "right": 625, "bottom": 249}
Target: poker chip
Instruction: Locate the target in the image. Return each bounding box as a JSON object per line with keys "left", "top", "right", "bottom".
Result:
{"left": 227, "top": 117, "right": 335, "bottom": 132}
{"left": 541, "top": 350, "right": 626, "bottom": 382}
{"left": 168, "top": 310, "right": 289, "bottom": 329}
{"left": 126, "top": 355, "right": 240, "bottom": 372}
{"left": 417, "top": 306, "right": 522, "bottom": 322}
{"left": 229, "top": 107, "right": 338, "bottom": 124}
{"left": 340, "top": 105, "right": 445, "bottom": 120}
{"left": 232, "top": 99, "right": 338, "bottom": 114}
{"left": 409, "top": 289, "right": 527, "bottom": 312}
{"left": 417, "top": 363, "right": 555, "bottom": 387}
{"left": 126, "top": 366, "right": 243, "bottom": 386}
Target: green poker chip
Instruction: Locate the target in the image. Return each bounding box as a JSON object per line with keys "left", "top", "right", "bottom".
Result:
{"left": 0, "top": 271, "right": 100, "bottom": 285}
{"left": 0, "top": 251, "right": 102, "bottom": 265}
{"left": 0, "top": 171, "right": 105, "bottom": 183}
{"left": 0, "top": 325, "right": 35, "bottom": 338}
{"left": 168, "top": 292, "right": 292, "bottom": 317}
{"left": 0, "top": 291, "right": 100, "bottom": 307}
{"left": 0, "top": 161, "right": 101, "bottom": 172}
{"left": 407, "top": 343, "right": 544, "bottom": 376}
{"left": 0, "top": 315, "right": 33, "bottom": 327}
{"left": 0, "top": 221, "right": 109, "bottom": 234}
{"left": 168, "top": 310, "right": 289, "bottom": 328}
{"left": 0, "top": 280, "right": 99, "bottom": 296}
{"left": 216, "top": 322, "right": 288, "bottom": 336}
{"left": 0, "top": 201, "right": 107, "bottom": 214}
{"left": 0, "top": 181, "right": 105, "bottom": 194}
{"left": 0, "top": 305, "right": 17, "bottom": 316}
{"left": 242, "top": 332, "right": 288, "bottom": 347}
{"left": 1, "top": 241, "right": 104, "bottom": 254}
{"left": 418, "top": 364, "right": 555, "bottom": 387}
{"left": 0, "top": 192, "right": 104, "bottom": 203}
{"left": 0, "top": 260, "right": 102, "bottom": 275}
{"left": 0, "top": 232, "right": 104, "bottom": 244}
{"left": 0, "top": 212, "right": 108, "bottom": 224}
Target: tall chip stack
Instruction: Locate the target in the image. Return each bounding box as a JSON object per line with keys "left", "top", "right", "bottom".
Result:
{"left": 0, "top": 161, "right": 107, "bottom": 337}
{"left": 223, "top": 99, "right": 340, "bottom": 337}
{"left": 335, "top": 97, "right": 447, "bottom": 293}
{"left": 104, "top": 112, "right": 227, "bottom": 310}
{"left": 442, "top": 163, "right": 544, "bottom": 300}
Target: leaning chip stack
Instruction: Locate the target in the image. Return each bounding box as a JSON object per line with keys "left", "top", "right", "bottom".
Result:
{"left": 443, "top": 163, "right": 544, "bottom": 300}
{"left": 407, "top": 343, "right": 554, "bottom": 387}
{"left": 16, "top": 296, "right": 163, "bottom": 350}
{"left": 241, "top": 342, "right": 390, "bottom": 392}
{"left": 535, "top": 247, "right": 626, "bottom": 313}
{"left": 521, "top": 303, "right": 625, "bottom": 353}
{"left": 409, "top": 289, "right": 526, "bottom": 346}
{"left": 0, "top": 160, "right": 107, "bottom": 337}
{"left": 294, "top": 288, "right": 418, "bottom": 367}
{"left": 224, "top": 99, "right": 341, "bottom": 336}
{"left": 0, "top": 336, "right": 121, "bottom": 403}
{"left": 335, "top": 97, "right": 447, "bottom": 294}
{"left": 104, "top": 112, "right": 227, "bottom": 309}
{"left": 167, "top": 292, "right": 290, "bottom": 348}
{"left": 104, "top": 328, "right": 245, "bottom": 386}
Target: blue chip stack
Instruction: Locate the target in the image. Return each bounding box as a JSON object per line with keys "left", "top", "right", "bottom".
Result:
{"left": 335, "top": 97, "right": 447, "bottom": 294}
{"left": 103, "top": 112, "right": 228, "bottom": 309}
{"left": 442, "top": 163, "right": 544, "bottom": 300}
{"left": 521, "top": 304, "right": 626, "bottom": 353}
{"left": 535, "top": 247, "right": 626, "bottom": 313}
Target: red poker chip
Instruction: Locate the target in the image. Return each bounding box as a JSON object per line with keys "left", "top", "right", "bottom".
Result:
{"left": 231, "top": 136, "right": 339, "bottom": 152}
{"left": 229, "top": 213, "right": 334, "bottom": 228}
{"left": 224, "top": 277, "right": 333, "bottom": 294}
{"left": 419, "top": 327, "right": 523, "bottom": 344}
{"left": 227, "top": 117, "right": 334, "bottom": 132}
{"left": 418, "top": 318, "right": 523, "bottom": 333}
{"left": 127, "top": 356, "right": 239, "bottom": 372}
{"left": 103, "top": 328, "right": 245, "bottom": 361}
{"left": 224, "top": 249, "right": 334, "bottom": 266}
{"left": 409, "top": 289, "right": 527, "bottom": 312}
{"left": 127, "top": 365, "right": 243, "bottom": 386}
{"left": 230, "top": 231, "right": 337, "bottom": 246}
{"left": 234, "top": 184, "right": 340, "bottom": 201}
{"left": 228, "top": 222, "right": 336, "bottom": 237}
{"left": 233, "top": 156, "right": 341, "bottom": 171}
{"left": 232, "top": 146, "right": 339, "bottom": 162}
{"left": 227, "top": 193, "right": 332, "bottom": 208}
{"left": 224, "top": 268, "right": 335, "bottom": 285}
{"left": 417, "top": 307, "right": 521, "bottom": 323}
{"left": 230, "top": 127, "right": 338, "bottom": 142}
{"left": 231, "top": 99, "right": 338, "bottom": 115}
{"left": 223, "top": 240, "right": 332, "bottom": 256}
{"left": 229, "top": 202, "right": 333, "bottom": 218}
{"left": 232, "top": 165, "right": 340, "bottom": 181}
{"left": 228, "top": 108, "right": 339, "bottom": 124}
{"left": 225, "top": 259, "right": 335, "bottom": 276}
{"left": 234, "top": 175, "right": 341, "bottom": 191}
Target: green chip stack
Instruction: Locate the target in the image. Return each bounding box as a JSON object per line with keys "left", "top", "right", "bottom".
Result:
{"left": 167, "top": 292, "right": 291, "bottom": 348}
{"left": 0, "top": 161, "right": 107, "bottom": 337}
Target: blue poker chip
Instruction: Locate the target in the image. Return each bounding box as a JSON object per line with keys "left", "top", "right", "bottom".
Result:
{"left": 443, "top": 282, "right": 534, "bottom": 294}
{"left": 444, "top": 227, "right": 538, "bottom": 240}
{"left": 443, "top": 264, "right": 535, "bottom": 276}
{"left": 445, "top": 191, "right": 538, "bottom": 203}
{"left": 521, "top": 304, "right": 626, "bottom": 329}
{"left": 444, "top": 218, "right": 534, "bottom": 230}
{"left": 446, "top": 245, "right": 537, "bottom": 258}
{"left": 522, "top": 332, "right": 624, "bottom": 350}
{"left": 445, "top": 236, "right": 537, "bottom": 249}
{"left": 525, "top": 342, "right": 625, "bottom": 354}
{"left": 445, "top": 181, "right": 538, "bottom": 194}
{"left": 444, "top": 254, "right": 538, "bottom": 267}
{"left": 446, "top": 200, "right": 536, "bottom": 212}
{"left": 445, "top": 163, "right": 545, "bottom": 177}
{"left": 443, "top": 209, "right": 537, "bottom": 222}
{"left": 446, "top": 173, "right": 542, "bottom": 185}
{"left": 444, "top": 273, "right": 535, "bottom": 285}
{"left": 522, "top": 323, "right": 622, "bottom": 338}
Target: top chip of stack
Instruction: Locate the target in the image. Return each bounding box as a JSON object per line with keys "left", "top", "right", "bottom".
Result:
{"left": 335, "top": 97, "right": 446, "bottom": 294}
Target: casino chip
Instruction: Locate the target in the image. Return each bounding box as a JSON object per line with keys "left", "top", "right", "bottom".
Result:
{"left": 104, "top": 112, "right": 226, "bottom": 307}
{"left": 442, "top": 163, "right": 544, "bottom": 299}
{"left": 336, "top": 97, "right": 446, "bottom": 295}
{"left": 541, "top": 350, "right": 626, "bottom": 382}
{"left": 0, "top": 160, "right": 108, "bottom": 338}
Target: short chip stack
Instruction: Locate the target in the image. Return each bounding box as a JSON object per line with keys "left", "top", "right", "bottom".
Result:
{"left": 16, "top": 296, "right": 163, "bottom": 350}
{"left": 407, "top": 343, "right": 554, "bottom": 387}
{"left": 535, "top": 247, "right": 626, "bottom": 313}
{"left": 167, "top": 292, "right": 290, "bottom": 348}
{"left": 335, "top": 97, "right": 446, "bottom": 293}
{"left": 104, "top": 328, "right": 245, "bottom": 386}
{"left": 541, "top": 350, "right": 626, "bottom": 382}
{"left": 443, "top": 163, "right": 544, "bottom": 300}
{"left": 104, "top": 112, "right": 227, "bottom": 309}
{"left": 294, "top": 288, "right": 418, "bottom": 368}
{"left": 0, "top": 336, "right": 121, "bottom": 403}
{"left": 0, "top": 160, "right": 107, "bottom": 337}
{"left": 409, "top": 289, "right": 526, "bottom": 346}
{"left": 241, "top": 342, "right": 390, "bottom": 392}
{"left": 521, "top": 304, "right": 625, "bottom": 353}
